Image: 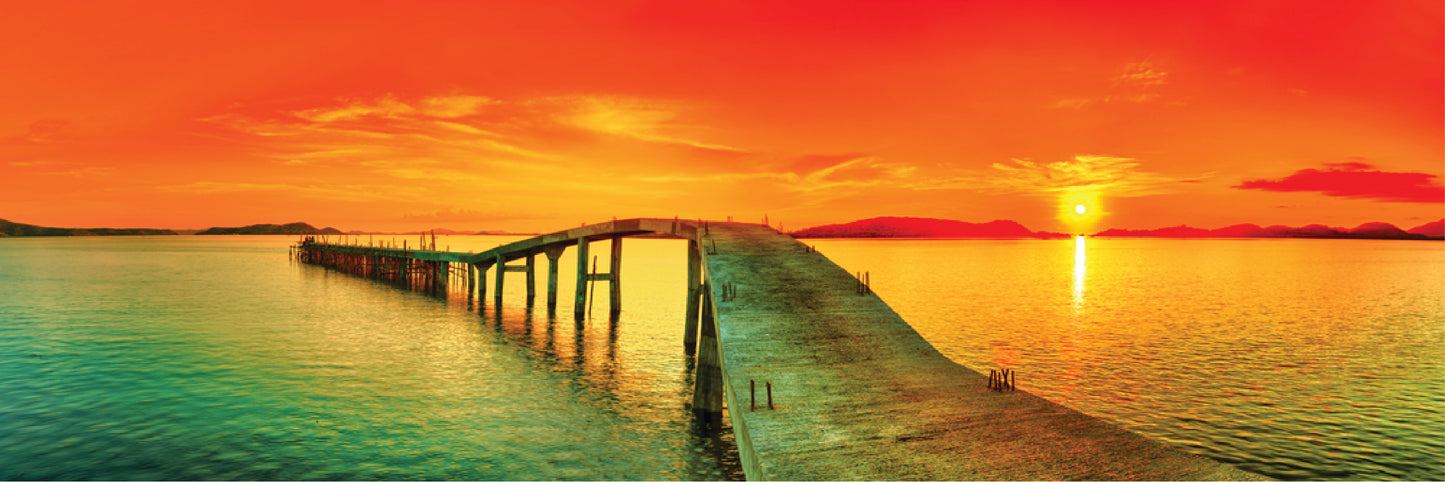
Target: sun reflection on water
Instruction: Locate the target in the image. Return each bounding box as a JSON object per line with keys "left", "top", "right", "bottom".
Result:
{"left": 1073, "top": 235, "right": 1087, "bottom": 314}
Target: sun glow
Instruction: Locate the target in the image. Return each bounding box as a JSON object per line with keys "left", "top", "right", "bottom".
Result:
{"left": 1058, "top": 190, "right": 1103, "bottom": 234}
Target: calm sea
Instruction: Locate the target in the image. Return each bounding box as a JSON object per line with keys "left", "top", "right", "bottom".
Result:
{"left": 813, "top": 236, "right": 1445, "bottom": 481}
{"left": 1, "top": 235, "right": 1441, "bottom": 480}
{"left": 0, "top": 235, "right": 741, "bottom": 481}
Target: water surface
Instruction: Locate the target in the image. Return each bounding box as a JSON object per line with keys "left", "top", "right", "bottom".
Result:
{"left": 0, "top": 235, "right": 741, "bottom": 480}
{"left": 812, "top": 237, "right": 1444, "bottom": 481}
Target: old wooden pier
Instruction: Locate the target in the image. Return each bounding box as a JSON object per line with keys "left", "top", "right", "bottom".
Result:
{"left": 293, "top": 218, "right": 1264, "bottom": 481}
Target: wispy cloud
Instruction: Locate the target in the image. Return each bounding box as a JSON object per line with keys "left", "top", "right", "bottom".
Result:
{"left": 631, "top": 153, "right": 916, "bottom": 194}
{"left": 912, "top": 155, "right": 1204, "bottom": 196}
{"left": 398, "top": 206, "right": 538, "bottom": 224}
{"left": 1054, "top": 60, "right": 1176, "bottom": 109}
{"left": 203, "top": 92, "right": 744, "bottom": 181}
{"left": 547, "top": 95, "right": 748, "bottom": 154}
{"left": 1233, "top": 161, "right": 1445, "bottom": 203}
{"left": 1116, "top": 61, "right": 1168, "bottom": 87}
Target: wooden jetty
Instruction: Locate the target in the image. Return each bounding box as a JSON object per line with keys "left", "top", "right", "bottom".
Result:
{"left": 293, "top": 218, "right": 1266, "bottom": 481}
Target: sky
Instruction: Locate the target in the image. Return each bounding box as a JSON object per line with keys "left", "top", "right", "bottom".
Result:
{"left": 2, "top": 0, "right": 1441, "bottom": 233}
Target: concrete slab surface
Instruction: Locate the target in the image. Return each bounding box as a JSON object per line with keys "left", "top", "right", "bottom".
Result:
{"left": 704, "top": 222, "right": 1267, "bottom": 481}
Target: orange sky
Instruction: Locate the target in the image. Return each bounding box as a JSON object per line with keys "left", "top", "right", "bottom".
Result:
{"left": 2, "top": 1, "right": 1441, "bottom": 233}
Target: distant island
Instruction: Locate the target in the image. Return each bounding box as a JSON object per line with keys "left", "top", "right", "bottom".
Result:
{"left": 790, "top": 216, "right": 1445, "bottom": 240}
{"left": 197, "top": 223, "right": 344, "bottom": 235}
{"left": 1096, "top": 219, "right": 1443, "bottom": 240}
{"left": 790, "top": 216, "right": 1069, "bottom": 239}
{"left": 0, "top": 218, "right": 177, "bottom": 237}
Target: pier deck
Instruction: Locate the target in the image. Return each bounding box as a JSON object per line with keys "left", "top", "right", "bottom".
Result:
{"left": 703, "top": 222, "right": 1264, "bottom": 480}
{"left": 295, "top": 219, "right": 1267, "bottom": 480}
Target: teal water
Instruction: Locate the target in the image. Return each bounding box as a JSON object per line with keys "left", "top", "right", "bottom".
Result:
{"left": 3, "top": 235, "right": 1442, "bottom": 480}
{"left": 814, "top": 237, "right": 1445, "bottom": 481}
{"left": 0, "top": 236, "right": 742, "bottom": 480}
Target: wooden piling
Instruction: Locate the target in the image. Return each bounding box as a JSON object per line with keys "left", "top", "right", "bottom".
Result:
{"left": 544, "top": 246, "right": 565, "bottom": 312}
{"left": 525, "top": 253, "right": 537, "bottom": 303}
{"left": 494, "top": 253, "right": 505, "bottom": 306}
{"left": 609, "top": 237, "right": 622, "bottom": 314}
{"left": 574, "top": 236, "right": 590, "bottom": 320}
{"left": 587, "top": 255, "right": 598, "bottom": 317}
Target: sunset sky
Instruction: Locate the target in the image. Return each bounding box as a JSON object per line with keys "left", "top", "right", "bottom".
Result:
{"left": 2, "top": 1, "right": 1441, "bottom": 233}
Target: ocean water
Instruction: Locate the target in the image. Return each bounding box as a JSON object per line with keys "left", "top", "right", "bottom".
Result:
{"left": 2, "top": 235, "right": 1441, "bottom": 480}
{"left": 0, "top": 235, "right": 741, "bottom": 481}
{"left": 813, "top": 236, "right": 1445, "bottom": 481}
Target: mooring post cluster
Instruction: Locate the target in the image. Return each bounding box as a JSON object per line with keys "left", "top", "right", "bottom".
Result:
{"left": 988, "top": 368, "right": 1017, "bottom": 391}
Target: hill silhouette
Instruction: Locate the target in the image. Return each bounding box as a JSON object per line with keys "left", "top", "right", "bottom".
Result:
{"left": 0, "top": 218, "right": 177, "bottom": 237}
{"left": 197, "top": 222, "right": 343, "bottom": 235}
{"left": 790, "top": 216, "right": 1066, "bottom": 238}
{"left": 1096, "top": 219, "right": 1443, "bottom": 240}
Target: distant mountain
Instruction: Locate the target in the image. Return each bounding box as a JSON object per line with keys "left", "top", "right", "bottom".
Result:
{"left": 1406, "top": 219, "right": 1444, "bottom": 237}
{"left": 197, "top": 222, "right": 343, "bottom": 235}
{"left": 1096, "top": 220, "right": 1441, "bottom": 240}
{"left": 0, "top": 218, "right": 177, "bottom": 237}
{"left": 790, "top": 216, "right": 1064, "bottom": 239}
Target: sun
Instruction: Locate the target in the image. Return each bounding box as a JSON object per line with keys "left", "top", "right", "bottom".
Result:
{"left": 1074, "top": 204, "right": 1087, "bottom": 215}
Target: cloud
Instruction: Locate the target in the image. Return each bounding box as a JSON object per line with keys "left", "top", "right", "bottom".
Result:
{"left": 398, "top": 207, "right": 537, "bottom": 224}
{"left": 205, "top": 92, "right": 742, "bottom": 180}
{"left": 981, "top": 155, "right": 1202, "bottom": 196}
{"left": 292, "top": 94, "right": 498, "bottom": 123}
{"left": 1116, "top": 61, "right": 1168, "bottom": 87}
{"left": 1233, "top": 162, "right": 1445, "bottom": 203}
{"left": 419, "top": 95, "right": 499, "bottom": 118}
{"left": 1054, "top": 60, "right": 1175, "bottom": 109}
{"left": 548, "top": 95, "right": 748, "bottom": 154}
{"left": 646, "top": 154, "right": 912, "bottom": 189}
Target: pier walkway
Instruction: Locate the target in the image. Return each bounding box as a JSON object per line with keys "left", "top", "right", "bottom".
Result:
{"left": 294, "top": 218, "right": 1264, "bottom": 481}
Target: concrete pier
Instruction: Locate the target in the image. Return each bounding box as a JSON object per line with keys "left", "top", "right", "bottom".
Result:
{"left": 697, "top": 222, "right": 1265, "bottom": 480}
{"left": 293, "top": 219, "right": 1265, "bottom": 481}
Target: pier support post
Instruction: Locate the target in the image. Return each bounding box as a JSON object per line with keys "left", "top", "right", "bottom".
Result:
{"left": 467, "top": 264, "right": 475, "bottom": 303}
{"left": 476, "top": 263, "right": 489, "bottom": 307}
{"left": 692, "top": 281, "right": 724, "bottom": 426}
{"left": 609, "top": 237, "right": 622, "bottom": 314}
{"left": 544, "top": 246, "right": 565, "bottom": 312}
{"left": 684, "top": 239, "right": 702, "bottom": 353}
{"left": 574, "top": 237, "right": 590, "bottom": 320}
{"left": 436, "top": 261, "right": 448, "bottom": 294}
{"left": 494, "top": 253, "right": 505, "bottom": 306}
{"left": 525, "top": 253, "right": 536, "bottom": 304}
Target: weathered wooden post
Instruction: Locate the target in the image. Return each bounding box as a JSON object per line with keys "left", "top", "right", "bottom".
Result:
{"left": 494, "top": 253, "right": 505, "bottom": 306}
{"left": 437, "top": 261, "right": 449, "bottom": 294}
{"left": 467, "top": 263, "right": 475, "bottom": 302}
{"left": 476, "top": 263, "right": 489, "bottom": 307}
{"left": 609, "top": 237, "right": 622, "bottom": 314}
{"left": 543, "top": 246, "right": 565, "bottom": 312}
{"left": 525, "top": 253, "right": 536, "bottom": 304}
{"left": 684, "top": 239, "right": 702, "bottom": 353}
{"left": 692, "top": 281, "right": 724, "bottom": 427}
{"left": 574, "top": 236, "right": 590, "bottom": 320}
